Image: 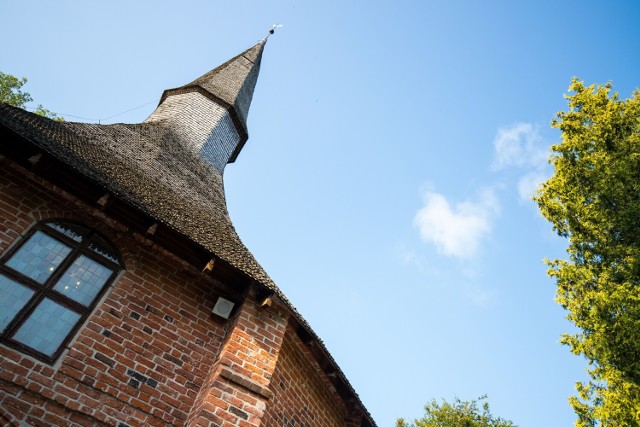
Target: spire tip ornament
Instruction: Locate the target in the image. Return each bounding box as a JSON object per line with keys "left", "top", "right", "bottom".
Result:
{"left": 266, "top": 24, "right": 283, "bottom": 38}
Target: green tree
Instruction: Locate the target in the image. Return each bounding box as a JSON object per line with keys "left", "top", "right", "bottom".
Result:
{"left": 396, "top": 395, "right": 516, "bottom": 427}
{"left": 0, "top": 71, "right": 62, "bottom": 120}
{"left": 535, "top": 79, "right": 640, "bottom": 426}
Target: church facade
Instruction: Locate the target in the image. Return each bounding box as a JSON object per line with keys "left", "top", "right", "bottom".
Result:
{"left": 0, "top": 38, "right": 375, "bottom": 427}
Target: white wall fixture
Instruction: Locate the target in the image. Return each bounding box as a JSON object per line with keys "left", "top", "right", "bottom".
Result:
{"left": 212, "top": 297, "right": 235, "bottom": 319}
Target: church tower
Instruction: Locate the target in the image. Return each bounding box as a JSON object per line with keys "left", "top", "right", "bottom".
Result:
{"left": 145, "top": 40, "right": 265, "bottom": 171}
{"left": 0, "top": 35, "right": 376, "bottom": 427}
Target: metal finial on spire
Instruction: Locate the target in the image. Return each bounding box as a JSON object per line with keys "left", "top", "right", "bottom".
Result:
{"left": 267, "top": 24, "right": 283, "bottom": 37}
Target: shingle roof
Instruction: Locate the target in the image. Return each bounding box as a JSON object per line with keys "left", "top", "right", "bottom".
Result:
{"left": 0, "top": 36, "right": 274, "bottom": 288}
{"left": 155, "top": 40, "right": 265, "bottom": 163}
{"left": 177, "top": 41, "right": 264, "bottom": 132}
{"left": 0, "top": 39, "right": 377, "bottom": 426}
{"left": 1, "top": 107, "right": 279, "bottom": 286}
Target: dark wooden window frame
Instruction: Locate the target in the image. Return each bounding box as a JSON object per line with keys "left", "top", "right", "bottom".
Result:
{"left": 0, "top": 220, "right": 122, "bottom": 364}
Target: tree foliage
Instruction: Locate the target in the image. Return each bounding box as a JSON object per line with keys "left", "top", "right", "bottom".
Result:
{"left": 535, "top": 78, "right": 640, "bottom": 425}
{"left": 396, "top": 395, "right": 516, "bottom": 427}
{"left": 0, "top": 71, "right": 62, "bottom": 121}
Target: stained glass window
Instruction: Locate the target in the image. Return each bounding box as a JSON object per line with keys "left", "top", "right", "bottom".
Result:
{"left": 45, "top": 222, "right": 87, "bottom": 243}
{"left": 6, "top": 231, "right": 71, "bottom": 283}
{"left": 53, "top": 255, "right": 112, "bottom": 306}
{"left": 13, "top": 298, "right": 81, "bottom": 357}
{"left": 0, "top": 275, "right": 35, "bottom": 332}
{"left": 0, "top": 221, "right": 122, "bottom": 362}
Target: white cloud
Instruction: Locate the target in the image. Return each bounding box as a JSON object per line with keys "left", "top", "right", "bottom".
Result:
{"left": 413, "top": 188, "right": 499, "bottom": 259}
{"left": 492, "top": 123, "right": 548, "bottom": 171}
{"left": 411, "top": 122, "right": 551, "bottom": 260}
{"left": 491, "top": 122, "right": 552, "bottom": 202}
{"left": 517, "top": 171, "right": 548, "bottom": 202}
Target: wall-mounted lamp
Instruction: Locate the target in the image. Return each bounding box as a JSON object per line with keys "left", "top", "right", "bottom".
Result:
{"left": 212, "top": 296, "right": 235, "bottom": 319}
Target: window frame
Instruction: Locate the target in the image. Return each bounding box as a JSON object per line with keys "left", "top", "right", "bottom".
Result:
{"left": 0, "top": 221, "right": 122, "bottom": 364}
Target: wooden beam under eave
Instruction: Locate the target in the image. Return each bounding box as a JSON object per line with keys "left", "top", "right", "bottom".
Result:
{"left": 146, "top": 222, "right": 158, "bottom": 235}
{"left": 28, "top": 152, "right": 42, "bottom": 167}
{"left": 97, "top": 193, "right": 111, "bottom": 209}
{"left": 202, "top": 257, "right": 216, "bottom": 272}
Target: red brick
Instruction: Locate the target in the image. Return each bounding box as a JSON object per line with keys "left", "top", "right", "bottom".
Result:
{"left": 0, "top": 144, "right": 366, "bottom": 427}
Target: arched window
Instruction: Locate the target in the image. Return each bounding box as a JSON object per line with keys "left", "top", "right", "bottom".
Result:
{"left": 0, "top": 221, "right": 122, "bottom": 363}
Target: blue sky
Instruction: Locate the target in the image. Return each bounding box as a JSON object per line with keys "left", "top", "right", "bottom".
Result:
{"left": 2, "top": 1, "right": 639, "bottom": 425}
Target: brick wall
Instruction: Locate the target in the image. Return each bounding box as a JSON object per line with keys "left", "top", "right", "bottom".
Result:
{"left": 186, "top": 299, "right": 289, "bottom": 427}
{"left": 0, "top": 159, "right": 367, "bottom": 427}
{"left": 262, "top": 328, "right": 348, "bottom": 427}
{"left": 0, "top": 163, "right": 232, "bottom": 426}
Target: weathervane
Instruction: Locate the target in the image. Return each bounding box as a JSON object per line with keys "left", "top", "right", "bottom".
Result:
{"left": 265, "top": 24, "right": 283, "bottom": 40}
